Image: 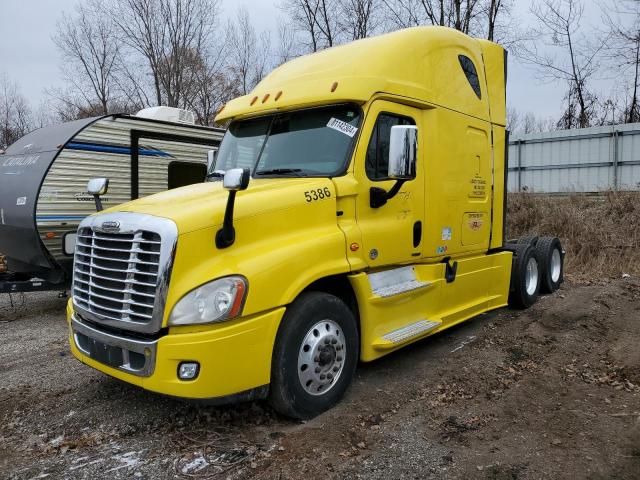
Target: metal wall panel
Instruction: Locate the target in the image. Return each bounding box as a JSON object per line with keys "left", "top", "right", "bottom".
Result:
{"left": 507, "top": 123, "right": 640, "bottom": 192}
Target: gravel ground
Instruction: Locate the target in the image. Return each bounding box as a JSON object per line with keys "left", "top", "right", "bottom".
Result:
{"left": 1, "top": 278, "right": 639, "bottom": 479}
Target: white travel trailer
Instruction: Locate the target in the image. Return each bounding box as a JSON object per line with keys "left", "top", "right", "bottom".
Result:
{"left": 0, "top": 108, "right": 224, "bottom": 293}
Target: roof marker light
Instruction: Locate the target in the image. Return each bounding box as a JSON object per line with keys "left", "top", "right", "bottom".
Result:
{"left": 262, "top": 93, "right": 270, "bottom": 103}
{"left": 331, "top": 82, "right": 338, "bottom": 92}
{"left": 250, "top": 96, "right": 258, "bottom": 105}
{"left": 275, "top": 91, "right": 282, "bottom": 101}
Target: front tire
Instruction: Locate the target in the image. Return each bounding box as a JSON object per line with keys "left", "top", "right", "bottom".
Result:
{"left": 269, "top": 292, "right": 359, "bottom": 419}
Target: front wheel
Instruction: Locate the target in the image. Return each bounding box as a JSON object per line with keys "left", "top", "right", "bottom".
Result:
{"left": 269, "top": 292, "right": 359, "bottom": 419}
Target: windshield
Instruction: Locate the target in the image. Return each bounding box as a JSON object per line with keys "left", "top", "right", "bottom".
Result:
{"left": 209, "top": 104, "right": 361, "bottom": 178}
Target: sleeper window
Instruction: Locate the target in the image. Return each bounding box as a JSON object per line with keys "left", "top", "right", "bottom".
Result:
{"left": 458, "top": 55, "right": 482, "bottom": 99}
{"left": 365, "top": 113, "right": 415, "bottom": 181}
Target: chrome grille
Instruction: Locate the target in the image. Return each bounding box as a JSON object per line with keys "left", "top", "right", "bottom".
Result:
{"left": 71, "top": 212, "right": 178, "bottom": 334}
{"left": 73, "top": 228, "right": 161, "bottom": 324}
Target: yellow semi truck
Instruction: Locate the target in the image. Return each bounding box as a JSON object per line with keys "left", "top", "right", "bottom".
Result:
{"left": 67, "top": 26, "right": 564, "bottom": 418}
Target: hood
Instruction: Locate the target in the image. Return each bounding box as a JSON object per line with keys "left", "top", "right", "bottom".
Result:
{"left": 109, "top": 177, "right": 338, "bottom": 234}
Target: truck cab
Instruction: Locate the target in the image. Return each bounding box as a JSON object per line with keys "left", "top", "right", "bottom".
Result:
{"left": 67, "top": 27, "right": 562, "bottom": 418}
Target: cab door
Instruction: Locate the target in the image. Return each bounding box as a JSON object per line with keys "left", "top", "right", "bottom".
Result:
{"left": 353, "top": 100, "right": 425, "bottom": 267}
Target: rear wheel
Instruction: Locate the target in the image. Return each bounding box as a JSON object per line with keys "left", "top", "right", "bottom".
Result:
{"left": 535, "top": 236, "right": 564, "bottom": 293}
{"left": 517, "top": 235, "right": 539, "bottom": 246}
{"left": 269, "top": 292, "right": 358, "bottom": 419}
{"left": 508, "top": 243, "right": 540, "bottom": 309}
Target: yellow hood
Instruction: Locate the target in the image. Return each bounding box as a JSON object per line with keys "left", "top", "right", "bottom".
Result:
{"left": 110, "top": 177, "right": 337, "bottom": 234}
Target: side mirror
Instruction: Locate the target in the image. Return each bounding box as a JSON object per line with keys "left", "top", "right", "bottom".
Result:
{"left": 207, "top": 149, "right": 218, "bottom": 171}
{"left": 387, "top": 125, "right": 417, "bottom": 180}
{"left": 87, "top": 177, "right": 109, "bottom": 196}
{"left": 370, "top": 126, "right": 418, "bottom": 209}
{"left": 216, "top": 168, "right": 250, "bottom": 249}
{"left": 222, "top": 168, "right": 250, "bottom": 191}
{"left": 87, "top": 177, "right": 109, "bottom": 212}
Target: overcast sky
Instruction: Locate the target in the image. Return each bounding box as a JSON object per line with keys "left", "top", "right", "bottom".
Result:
{"left": 0, "top": 0, "right": 611, "bottom": 122}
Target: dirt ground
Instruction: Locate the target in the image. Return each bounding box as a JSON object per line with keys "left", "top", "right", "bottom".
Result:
{"left": 1, "top": 277, "right": 639, "bottom": 479}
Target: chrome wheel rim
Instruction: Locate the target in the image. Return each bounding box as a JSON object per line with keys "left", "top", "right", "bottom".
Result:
{"left": 526, "top": 256, "right": 539, "bottom": 296}
{"left": 297, "top": 319, "right": 345, "bottom": 396}
{"left": 550, "top": 248, "right": 562, "bottom": 283}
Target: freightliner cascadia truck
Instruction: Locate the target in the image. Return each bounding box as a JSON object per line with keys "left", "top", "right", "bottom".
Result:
{"left": 67, "top": 26, "right": 564, "bottom": 419}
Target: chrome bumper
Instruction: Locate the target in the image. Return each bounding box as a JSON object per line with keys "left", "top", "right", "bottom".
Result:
{"left": 71, "top": 314, "right": 157, "bottom": 377}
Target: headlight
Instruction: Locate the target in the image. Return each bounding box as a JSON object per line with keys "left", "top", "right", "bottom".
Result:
{"left": 168, "top": 276, "right": 247, "bottom": 326}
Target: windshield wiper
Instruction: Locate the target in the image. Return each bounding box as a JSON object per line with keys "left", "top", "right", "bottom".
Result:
{"left": 255, "top": 168, "right": 307, "bottom": 176}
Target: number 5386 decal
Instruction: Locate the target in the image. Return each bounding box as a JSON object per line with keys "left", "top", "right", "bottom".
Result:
{"left": 304, "top": 187, "right": 332, "bottom": 202}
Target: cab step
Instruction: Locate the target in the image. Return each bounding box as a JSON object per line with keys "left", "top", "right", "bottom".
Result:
{"left": 373, "top": 319, "right": 442, "bottom": 349}
{"left": 368, "top": 266, "right": 430, "bottom": 298}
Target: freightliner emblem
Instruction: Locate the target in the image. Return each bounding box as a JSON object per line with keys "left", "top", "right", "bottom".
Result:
{"left": 101, "top": 220, "right": 120, "bottom": 232}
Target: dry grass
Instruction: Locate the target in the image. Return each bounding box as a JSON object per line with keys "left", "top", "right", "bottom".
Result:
{"left": 506, "top": 192, "right": 640, "bottom": 280}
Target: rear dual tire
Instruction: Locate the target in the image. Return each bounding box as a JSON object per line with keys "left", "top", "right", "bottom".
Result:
{"left": 535, "top": 236, "right": 564, "bottom": 294}
{"left": 508, "top": 243, "right": 540, "bottom": 309}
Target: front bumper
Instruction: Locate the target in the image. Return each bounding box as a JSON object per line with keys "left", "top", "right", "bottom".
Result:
{"left": 67, "top": 301, "right": 285, "bottom": 399}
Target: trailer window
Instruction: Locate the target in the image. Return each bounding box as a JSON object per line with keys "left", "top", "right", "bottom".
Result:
{"left": 168, "top": 161, "right": 207, "bottom": 189}
{"left": 365, "top": 113, "right": 415, "bottom": 181}
{"left": 459, "top": 55, "right": 482, "bottom": 99}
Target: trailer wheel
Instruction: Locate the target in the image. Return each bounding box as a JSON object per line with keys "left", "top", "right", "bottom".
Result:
{"left": 508, "top": 243, "right": 540, "bottom": 309}
{"left": 535, "top": 236, "right": 564, "bottom": 294}
{"left": 269, "top": 292, "right": 358, "bottom": 419}
{"left": 517, "top": 235, "right": 539, "bottom": 246}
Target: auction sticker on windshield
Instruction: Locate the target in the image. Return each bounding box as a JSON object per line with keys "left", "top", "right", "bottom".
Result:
{"left": 327, "top": 118, "right": 358, "bottom": 137}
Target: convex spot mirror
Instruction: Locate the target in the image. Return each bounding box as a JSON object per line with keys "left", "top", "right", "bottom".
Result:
{"left": 387, "top": 125, "right": 418, "bottom": 180}
{"left": 223, "top": 168, "right": 251, "bottom": 191}
{"left": 87, "top": 177, "right": 109, "bottom": 195}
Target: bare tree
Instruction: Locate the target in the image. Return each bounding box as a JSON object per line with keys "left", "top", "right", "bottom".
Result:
{"left": 521, "top": 0, "right": 606, "bottom": 129}
{"left": 54, "top": 0, "right": 121, "bottom": 115}
{"left": 280, "top": 0, "right": 320, "bottom": 52}
{"left": 339, "top": 0, "right": 382, "bottom": 40}
{"left": 280, "top": 0, "right": 341, "bottom": 52}
{"left": 184, "top": 50, "right": 235, "bottom": 126}
{"left": 275, "top": 20, "right": 300, "bottom": 64}
{"left": 603, "top": 0, "right": 640, "bottom": 123}
{"left": 107, "top": 0, "right": 220, "bottom": 108}
{"left": 227, "top": 8, "right": 273, "bottom": 95}
{"left": 381, "top": 0, "right": 514, "bottom": 41}
{"left": 315, "top": 0, "right": 339, "bottom": 46}
{"left": 506, "top": 106, "right": 521, "bottom": 132}
{"left": 507, "top": 108, "right": 557, "bottom": 134}
{"left": 0, "top": 74, "right": 32, "bottom": 148}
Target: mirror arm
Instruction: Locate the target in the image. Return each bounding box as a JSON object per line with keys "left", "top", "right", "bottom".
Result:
{"left": 93, "top": 194, "right": 104, "bottom": 212}
{"left": 216, "top": 190, "right": 237, "bottom": 249}
{"left": 369, "top": 179, "right": 406, "bottom": 208}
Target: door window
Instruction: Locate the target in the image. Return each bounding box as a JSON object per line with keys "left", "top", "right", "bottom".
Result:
{"left": 365, "top": 113, "right": 415, "bottom": 181}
